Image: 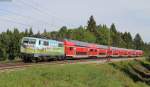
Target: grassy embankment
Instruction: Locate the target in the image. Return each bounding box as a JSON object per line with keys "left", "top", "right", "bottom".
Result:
{"left": 0, "top": 59, "right": 149, "bottom": 87}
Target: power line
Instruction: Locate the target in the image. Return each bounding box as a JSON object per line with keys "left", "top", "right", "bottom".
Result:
{"left": 13, "top": 0, "right": 57, "bottom": 28}
{"left": 18, "top": 0, "right": 76, "bottom": 27}
{"left": 0, "top": 9, "right": 52, "bottom": 26}
{"left": 0, "top": 0, "right": 77, "bottom": 31}
{"left": 32, "top": 0, "right": 77, "bottom": 27}
{"left": 0, "top": 17, "right": 32, "bottom": 27}
{"left": 18, "top": 0, "right": 53, "bottom": 19}
{"left": 37, "top": 0, "right": 79, "bottom": 27}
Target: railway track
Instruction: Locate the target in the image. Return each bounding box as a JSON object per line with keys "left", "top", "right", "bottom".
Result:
{"left": 0, "top": 57, "right": 143, "bottom": 71}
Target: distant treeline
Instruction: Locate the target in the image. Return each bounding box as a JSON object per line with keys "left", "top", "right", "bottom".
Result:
{"left": 0, "top": 15, "right": 149, "bottom": 61}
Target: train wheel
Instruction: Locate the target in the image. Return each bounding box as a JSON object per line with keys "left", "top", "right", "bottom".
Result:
{"left": 22, "top": 57, "right": 27, "bottom": 63}
{"left": 56, "top": 56, "right": 65, "bottom": 61}
{"left": 62, "top": 56, "right": 66, "bottom": 60}
{"left": 32, "top": 57, "right": 38, "bottom": 63}
{"left": 22, "top": 56, "right": 28, "bottom": 63}
{"left": 57, "top": 56, "right": 62, "bottom": 61}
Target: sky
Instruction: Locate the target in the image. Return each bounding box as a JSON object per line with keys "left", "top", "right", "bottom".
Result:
{"left": 0, "top": 0, "right": 150, "bottom": 42}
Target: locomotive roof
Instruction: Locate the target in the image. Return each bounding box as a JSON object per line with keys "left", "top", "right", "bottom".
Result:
{"left": 23, "top": 37, "right": 63, "bottom": 43}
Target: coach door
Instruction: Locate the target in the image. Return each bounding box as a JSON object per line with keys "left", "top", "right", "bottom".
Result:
{"left": 89, "top": 48, "right": 94, "bottom": 56}
{"left": 66, "top": 46, "right": 75, "bottom": 56}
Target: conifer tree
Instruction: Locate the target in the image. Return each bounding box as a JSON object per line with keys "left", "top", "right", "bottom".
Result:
{"left": 87, "top": 15, "right": 97, "bottom": 33}
{"left": 134, "top": 33, "right": 144, "bottom": 50}
{"left": 29, "top": 28, "right": 33, "bottom": 36}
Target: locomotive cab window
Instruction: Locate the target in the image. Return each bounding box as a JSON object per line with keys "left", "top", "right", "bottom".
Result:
{"left": 43, "top": 41, "right": 49, "bottom": 46}
{"left": 23, "top": 38, "right": 36, "bottom": 44}
{"left": 22, "top": 38, "right": 29, "bottom": 44}
{"left": 23, "top": 40, "right": 28, "bottom": 44}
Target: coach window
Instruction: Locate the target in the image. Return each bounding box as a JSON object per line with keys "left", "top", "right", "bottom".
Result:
{"left": 95, "top": 49, "right": 97, "bottom": 52}
{"left": 69, "top": 47, "right": 73, "bottom": 50}
{"left": 43, "top": 41, "right": 49, "bottom": 46}
{"left": 90, "top": 49, "right": 93, "bottom": 52}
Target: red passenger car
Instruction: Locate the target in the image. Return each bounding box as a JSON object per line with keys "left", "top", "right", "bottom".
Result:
{"left": 96, "top": 45, "right": 108, "bottom": 57}
{"left": 64, "top": 40, "right": 109, "bottom": 58}
{"left": 64, "top": 39, "right": 143, "bottom": 59}
{"left": 64, "top": 40, "right": 90, "bottom": 58}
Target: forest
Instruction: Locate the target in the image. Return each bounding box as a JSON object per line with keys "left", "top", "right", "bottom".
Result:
{"left": 0, "top": 16, "right": 149, "bottom": 61}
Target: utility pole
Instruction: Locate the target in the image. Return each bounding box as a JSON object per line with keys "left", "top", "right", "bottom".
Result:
{"left": 108, "top": 28, "right": 111, "bottom": 47}
{"left": 107, "top": 28, "right": 111, "bottom": 62}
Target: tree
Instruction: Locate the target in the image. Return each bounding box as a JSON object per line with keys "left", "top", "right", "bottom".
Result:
{"left": 122, "top": 32, "right": 133, "bottom": 48}
{"left": 44, "top": 29, "right": 47, "bottom": 34}
{"left": 0, "top": 42, "right": 7, "bottom": 60}
{"left": 29, "top": 28, "right": 33, "bottom": 36}
{"left": 110, "top": 23, "right": 119, "bottom": 47}
{"left": 96, "top": 24, "right": 109, "bottom": 45}
{"left": 42, "top": 29, "right": 48, "bottom": 37}
{"left": 13, "top": 28, "right": 20, "bottom": 57}
{"left": 50, "top": 31, "right": 59, "bottom": 40}
{"left": 133, "top": 33, "right": 144, "bottom": 50}
{"left": 87, "top": 15, "right": 97, "bottom": 33}
{"left": 110, "top": 23, "right": 117, "bottom": 34}
{"left": 58, "top": 26, "right": 68, "bottom": 39}
{"left": 117, "top": 32, "right": 126, "bottom": 48}
{"left": 25, "top": 29, "right": 29, "bottom": 36}
{"left": 82, "top": 30, "right": 96, "bottom": 43}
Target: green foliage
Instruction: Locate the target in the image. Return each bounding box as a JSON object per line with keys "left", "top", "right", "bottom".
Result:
{"left": 110, "top": 24, "right": 126, "bottom": 47}
{"left": 96, "top": 24, "right": 109, "bottom": 45}
{"left": 87, "top": 15, "right": 97, "bottom": 34}
{"left": 0, "top": 29, "right": 28, "bottom": 60}
{"left": 134, "top": 33, "right": 144, "bottom": 50}
{"left": 0, "top": 15, "right": 149, "bottom": 61}
{"left": 29, "top": 28, "right": 33, "bottom": 36}
{"left": 110, "top": 23, "right": 117, "bottom": 34}
{"left": 122, "top": 32, "right": 134, "bottom": 48}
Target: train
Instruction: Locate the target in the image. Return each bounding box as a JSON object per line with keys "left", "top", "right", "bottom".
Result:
{"left": 20, "top": 37, "right": 144, "bottom": 62}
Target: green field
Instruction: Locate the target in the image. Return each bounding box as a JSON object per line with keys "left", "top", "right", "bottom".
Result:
{"left": 0, "top": 60, "right": 149, "bottom": 87}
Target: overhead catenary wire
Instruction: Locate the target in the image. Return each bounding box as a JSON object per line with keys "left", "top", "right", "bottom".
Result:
{"left": 32, "top": 0, "right": 78, "bottom": 27}
{"left": 0, "top": 8, "right": 52, "bottom": 27}
{"left": 10, "top": 0, "right": 58, "bottom": 29}
{"left": 0, "top": 17, "right": 32, "bottom": 27}
{"left": 17, "top": 0, "right": 55, "bottom": 23}
{"left": 0, "top": 0, "right": 77, "bottom": 32}
{"left": 18, "top": 0, "right": 77, "bottom": 27}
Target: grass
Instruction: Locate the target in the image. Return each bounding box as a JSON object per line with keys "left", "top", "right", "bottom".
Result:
{"left": 0, "top": 58, "right": 22, "bottom": 64}
{"left": 0, "top": 61, "right": 149, "bottom": 87}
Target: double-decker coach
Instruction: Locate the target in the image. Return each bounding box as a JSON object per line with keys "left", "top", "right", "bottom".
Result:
{"left": 64, "top": 39, "right": 109, "bottom": 58}
{"left": 96, "top": 45, "right": 108, "bottom": 57}
{"left": 64, "top": 39, "right": 98, "bottom": 58}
